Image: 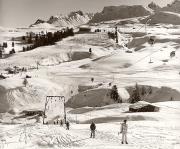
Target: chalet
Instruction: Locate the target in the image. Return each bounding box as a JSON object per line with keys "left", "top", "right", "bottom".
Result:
{"left": 129, "top": 101, "right": 159, "bottom": 112}
{"left": 0, "top": 74, "right": 6, "bottom": 79}
{"left": 79, "top": 26, "right": 91, "bottom": 33}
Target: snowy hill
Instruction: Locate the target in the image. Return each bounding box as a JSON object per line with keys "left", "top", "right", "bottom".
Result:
{"left": 141, "top": 11, "right": 180, "bottom": 25}
{"left": 1, "top": 7, "right": 180, "bottom": 148}
{"left": 89, "top": 5, "right": 151, "bottom": 23}
{"left": 162, "top": 0, "right": 180, "bottom": 13}
{"left": 0, "top": 101, "right": 180, "bottom": 149}
{"left": 30, "top": 11, "right": 93, "bottom": 28}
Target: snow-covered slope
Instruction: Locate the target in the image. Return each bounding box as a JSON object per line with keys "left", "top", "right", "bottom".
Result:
{"left": 0, "top": 77, "right": 71, "bottom": 113}
{"left": 162, "top": 0, "right": 180, "bottom": 13}
{"left": 141, "top": 11, "right": 180, "bottom": 25}
{"left": 0, "top": 101, "right": 180, "bottom": 149}
{"left": 89, "top": 5, "right": 151, "bottom": 23}
{"left": 1, "top": 10, "right": 180, "bottom": 148}
{"left": 0, "top": 33, "right": 115, "bottom": 113}
{"left": 30, "top": 11, "right": 93, "bottom": 28}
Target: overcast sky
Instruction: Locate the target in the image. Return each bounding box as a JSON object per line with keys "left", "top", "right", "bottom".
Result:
{"left": 0, "top": 0, "right": 174, "bottom": 28}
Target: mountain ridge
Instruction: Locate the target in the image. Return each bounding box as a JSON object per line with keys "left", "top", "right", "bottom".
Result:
{"left": 30, "top": 10, "right": 93, "bottom": 28}
{"left": 89, "top": 5, "right": 151, "bottom": 23}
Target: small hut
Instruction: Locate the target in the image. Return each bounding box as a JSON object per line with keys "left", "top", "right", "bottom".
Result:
{"left": 129, "top": 101, "right": 159, "bottom": 112}
{"left": 0, "top": 74, "right": 6, "bottom": 79}
{"left": 79, "top": 25, "right": 91, "bottom": 33}
{"left": 21, "top": 110, "right": 44, "bottom": 116}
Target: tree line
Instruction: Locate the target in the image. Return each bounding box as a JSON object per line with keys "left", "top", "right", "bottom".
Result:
{"left": 110, "top": 83, "right": 153, "bottom": 104}
{"left": 22, "top": 28, "right": 74, "bottom": 52}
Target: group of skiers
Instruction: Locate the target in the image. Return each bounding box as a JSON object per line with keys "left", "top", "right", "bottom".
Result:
{"left": 52, "top": 119, "right": 128, "bottom": 144}
{"left": 53, "top": 119, "right": 70, "bottom": 130}
{"left": 90, "top": 120, "right": 128, "bottom": 144}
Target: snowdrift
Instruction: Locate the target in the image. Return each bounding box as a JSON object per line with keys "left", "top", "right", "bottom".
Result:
{"left": 0, "top": 78, "right": 67, "bottom": 113}
{"left": 89, "top": 5, "right": 150, "bottom": 23}
{"left": 141, "top": 11, "right": 180, "bottom": 25}
{"left": 66, "top": 88, "right": 115, "bottom": 108}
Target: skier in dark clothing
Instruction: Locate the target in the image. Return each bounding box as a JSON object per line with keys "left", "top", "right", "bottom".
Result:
{"left": 90, "top": 122, "right": 96, "bottom": 138}
{"left": 66, "top": 121, "right": 70, "bottom": 130}
{"left": 89, "top": 48, "right": 92, "bottom": 54}
{"left": 60, "top": 120, "right": 63, "bottom": 126}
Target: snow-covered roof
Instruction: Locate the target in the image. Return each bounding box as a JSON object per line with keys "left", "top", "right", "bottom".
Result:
{"left": 129, "top": 101, "right": 155, "bottom": 109}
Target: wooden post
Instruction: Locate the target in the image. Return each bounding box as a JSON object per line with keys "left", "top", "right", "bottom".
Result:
{"left": 145, "top": 19, "right": 151, "bottom": 35}
{"left": 63, "top": 97, "right": 66, "bottom": 124}
{"left": 115, "top": 26, "right": 118, "bottom": 43}
{"left": 43, "top": 96, "right": 48, "bottom": 124}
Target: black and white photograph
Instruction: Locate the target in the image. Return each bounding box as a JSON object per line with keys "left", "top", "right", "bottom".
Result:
{"left": 0, "top": 0, "right": 180, "bottom": 148}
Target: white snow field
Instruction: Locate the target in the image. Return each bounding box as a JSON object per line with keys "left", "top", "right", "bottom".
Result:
{"left": 1, "top": 16, "right": 180, "bottom": 148}
{"left": 0, "top": 102, "right": 180, "bottom": 149}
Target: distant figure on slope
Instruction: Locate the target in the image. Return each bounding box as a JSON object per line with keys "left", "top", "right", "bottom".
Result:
{"left": 23, "top": 78, "right": 28, "bottom": 87}
{"left": 56, "top": 119, "right": 59, "bottom": 124}
{"left": 89, "top": 48, "right": 92, "bottom": 54}
{"left": 120, "top": 120, "right": 128, "bottom": 144}
{"left": 90, "top": 122, "right": 96, "bottom": 138}
{"left": 66, "top": 121, "right": 70, "bottom": 130}
{"left": 60, "top": 119, "right": 63, "bottom": 126}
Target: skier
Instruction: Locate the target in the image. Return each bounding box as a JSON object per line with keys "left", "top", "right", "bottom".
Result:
{"left": 89, "top": 48, "right": 92, "bottom": 54}
{"left": 66, "top": 121, "right": 70, "bottom": 130}
{"left": 56, "top": 119, "right": 59, "bottom": 125}
{"left": 120, "top": 120, "right": 128, "bottom": 144}
{"left": 90, "top": 122, "right": 96, "bottom": 138}
{"left": 23, "top": 78, "right": 28, "bottom": 87}
{"left": 60, "top": 119, "right": 63, "bottom": 126}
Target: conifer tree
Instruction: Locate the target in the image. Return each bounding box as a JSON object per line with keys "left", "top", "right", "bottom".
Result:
{"left": 110, "top": 85, "right": 122, "bottom": 103}
{"left": 141, "top": 86, "right": 146, "bottom": 96}
{"left": 130, "top": 83, "right": 141, "bottom": 103}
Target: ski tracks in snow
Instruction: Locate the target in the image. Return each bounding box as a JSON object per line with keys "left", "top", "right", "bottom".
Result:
{"left": 0, "top": 121, "right": 180, "bottom": 149}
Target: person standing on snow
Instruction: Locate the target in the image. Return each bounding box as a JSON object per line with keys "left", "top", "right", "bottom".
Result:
{"left": 66, "top": 121, "right": 70, "bottom": 130}
{"left": 60, "top": 119, "right": 63, "bottom": 126}
{"left": 90, "top": 122, "right": 96, "bottom": 138}
{"left": 120, "top": 120, "right": 128, "bottom": 144}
